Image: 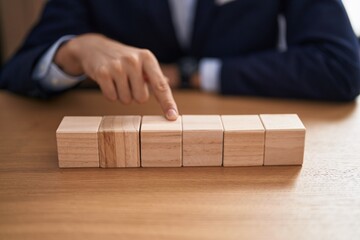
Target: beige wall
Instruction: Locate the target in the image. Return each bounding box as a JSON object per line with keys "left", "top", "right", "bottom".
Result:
{"left": 0, "top": 0, "right": 45, "bottom": 63}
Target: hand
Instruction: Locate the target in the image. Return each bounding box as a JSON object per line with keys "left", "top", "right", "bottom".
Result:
{"left": 54, "top": 33, "right": 178, "bottom": 120}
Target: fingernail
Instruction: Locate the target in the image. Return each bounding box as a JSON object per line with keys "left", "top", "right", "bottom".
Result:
{"left": 166, "top": 108, "right": 178, "bottom": 120}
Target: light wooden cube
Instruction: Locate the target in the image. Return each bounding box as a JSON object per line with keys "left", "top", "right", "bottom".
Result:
{"left": 141, "top": 116, "right": 182, "bottom": 167}
{"left": 260, "top": 114, "right": 306, "bottom": 165}
{"left": 98, "top": 116, "right": 141, "bottom": 168}
{"left": 56, "top": 116, "right": 102, "bottom": 168}
{"left": 182, "top": 115, "right": 223, "bottom": 166}
{"left": 221, "top": 115, "right": 265, "bottom": 166}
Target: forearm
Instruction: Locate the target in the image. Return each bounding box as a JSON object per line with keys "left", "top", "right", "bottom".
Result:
{"left": 0, "top": 0, "right": 92, "bottom": 97}
{"left": 32, "top": 35, "right": 86, "bottom": 92}
{"left": 220, "top": 45, "right": 360, "bottom": 101}
{"left": 0, "top": 44, "right": 54, "bottom": 98}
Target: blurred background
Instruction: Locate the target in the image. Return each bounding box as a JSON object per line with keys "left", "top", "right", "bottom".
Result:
{"left": 0, "top": 0, "right": 359, "bottom": 65}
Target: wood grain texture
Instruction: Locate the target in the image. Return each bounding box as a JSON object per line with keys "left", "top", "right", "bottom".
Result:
{"left": 56, "top": 116, "right": 102, "bottom": 168}
{"left": 1, "top": 90, "right": 360, "bottom": 240}
{"left": 221, "top": 115, "right": 265, "bottom": 166}
{"left": 260, "top": 114, "right": 306, "bottom": 165}
{"left": 141, "top": 116, "right": 182, "bottom": 167}
{"left": 182, "top": 115, "right": 223, "bottom": 166}
{"left": 99, "top": 116, "right": 141, "bottom": 168}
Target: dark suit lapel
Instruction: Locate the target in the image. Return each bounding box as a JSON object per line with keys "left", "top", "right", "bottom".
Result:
{"left": 190, "top": 0, "right": 217, "bottom": 57}
{"left": 146, "top": 0, "right": 182, "bottom": 60}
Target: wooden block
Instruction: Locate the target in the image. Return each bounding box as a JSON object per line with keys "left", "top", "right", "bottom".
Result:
{"left": 221, "top": 115, "right": 265, "bottom": 166}
{"left": 260, "top": 114, "right": 306, "bottom": 165}
{"left": 141, "top": 116, "right": 182, "bottom": 167}
{"left": 56, "top": 116, "right": 102, "bottom": 168}
{"left": 182, "top": 115, "right": 223, "bottom": 166}
{"left": 98, "top": 116, "right": 141, "bottom": 168}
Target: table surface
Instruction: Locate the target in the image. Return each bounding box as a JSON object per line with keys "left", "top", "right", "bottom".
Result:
{"left": 0, "top": 90, "right": 359, "bottom": 240}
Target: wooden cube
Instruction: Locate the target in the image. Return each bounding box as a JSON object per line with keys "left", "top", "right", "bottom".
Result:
{"left": 182, "top": 115, "right": 223, "bottom": 166}
{"left": 141, "top": 116, "right": 182, "bottom": 167}
{"left": 260, "top": 114, "right": 306, "bottom": 165}
{"left": 56, "top": 116, "right": 102, "bottom": 168}
{"left": 221, "top": 115, "right": 265, "bottom": 166}
{"left": 98, "top": 116, "right": 141, "bottom": 168}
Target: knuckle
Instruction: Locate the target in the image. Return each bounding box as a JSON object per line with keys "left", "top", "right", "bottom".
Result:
{"left": 122, "top": 54, "right": 139, "bottom": 67}
{"left": 96, "top": 65, "right": 111, "bottom": 80}
{"left": 154, "top": 80, "right": 170, "bottom": 93}
{"left": 111, "top": 60, "right": 123, "bottom": 73}
{"left": 162, "top": 100, "right": 175, "bottom": 110}
{"left": 139, "top": 49, "right": 154, "bottom": 60}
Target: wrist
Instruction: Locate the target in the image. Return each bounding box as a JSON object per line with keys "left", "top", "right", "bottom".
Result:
{"left": 54, "top": 38, "right": 83, "bottom": 76}
{"left": 178, "top": 57, "right": 199, "bottom": 89}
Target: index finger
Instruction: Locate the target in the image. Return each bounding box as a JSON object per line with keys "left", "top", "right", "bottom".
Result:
{"left": 141, "top": 52, "right": 179, "bottom": 121}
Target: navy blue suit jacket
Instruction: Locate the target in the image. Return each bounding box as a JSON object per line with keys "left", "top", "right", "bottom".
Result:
{"left": 1, "top": 0, "right": 360, "bottom": 101}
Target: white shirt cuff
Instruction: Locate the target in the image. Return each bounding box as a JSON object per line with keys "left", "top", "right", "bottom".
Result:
{"left": 199, "top": 58, "right": 222, "bottom": 92}
{"left": 33, "top": 35, "right": 86, "bottom": 91}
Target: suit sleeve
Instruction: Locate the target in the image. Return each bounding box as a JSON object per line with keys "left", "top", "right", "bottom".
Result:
{"left": 0, "top": 0, "right": 92, "bottom": 98}
{"left": 220, "top": 0, "right": 360, "bottom": 101}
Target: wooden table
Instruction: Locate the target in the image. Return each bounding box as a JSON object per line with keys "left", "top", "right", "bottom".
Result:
{"left": 1, "top": 90, "right": 359, "bottom": 239}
